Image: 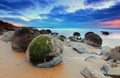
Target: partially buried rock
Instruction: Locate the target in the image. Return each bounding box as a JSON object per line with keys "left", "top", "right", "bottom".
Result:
{"left": 101, "top": 65, "right": 120, "bottom": 78}
{"left": 12, "top": 27, "right": 40, "bottom": 52}
{"left": 58, "top": 35, "right": 66, "bottom": 41}
{"left": 26, "top": 35, "right": 63, "bottom": 68}
{"left": 80, "top": 67, "right": 105, "bottom": 78}
{"left": 107, "top": 46, "right": 120, "bottom": 61}
{"left": 40, "top": 29, "right": 52, "bottom": 34}
{"left": 84, "top": 32, "right": 102, "bottom": 47}
{"left": 101, "top": 31, "right": 110, "bottom": 35}
{"left": 73, "top": 32, "right": 80, "bottom": 36}
{"left": 73, "top": 46, "right": 88, "bottom": 54}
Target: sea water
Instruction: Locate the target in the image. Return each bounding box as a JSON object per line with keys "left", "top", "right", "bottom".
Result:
{"left": 38, "top": 28, "right": 120, "bottom": 38}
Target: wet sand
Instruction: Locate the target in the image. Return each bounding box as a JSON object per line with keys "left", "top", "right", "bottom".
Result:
{"left": 0, "top": 36, "right": 120, "bottom": 78}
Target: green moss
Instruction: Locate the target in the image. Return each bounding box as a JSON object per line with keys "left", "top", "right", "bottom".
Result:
{"left": 29, "top": 36, "right": 53, "bottom": 65}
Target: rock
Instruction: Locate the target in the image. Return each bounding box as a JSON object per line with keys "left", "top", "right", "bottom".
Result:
{"left": 12, "top": 28, "right": 40, "bottom": 52}
{"left": 46, "top": 29, "right": 52, "bottom": 34}
{"left": 51, "top": 32, "right": 59, "bottom": 37}
{"left": 84, "top": 32, "right": 102, "bottom": 47}
{"left": 73, "top": 46, "right": 88, "bottom": 53}
{"left": 2, "top": 31, "right": 14, "bottom": 42}
{"left": 26, "top": 35, "right": 63, "bottom": 68}
{"left": 69, "top": 36, "right": 82, "bottom": 42}
{"left": 101, "top": 46, "right": 111, "bottom": 55}
{"left": 101, "top": 31, "right": 110, "bottom": 35}
{"left": 40, "top": 29, "right": 52, "bottom": 34}
{"left": 0, "top": 29, "right": 4, "bottom": 35}
{"left": 107, "top": 46, "right": 120, "bottom": 61}
{"left": 84, "top": 56, "right": 97, "bottom": 61}
{"left": 85, "top": 32, "right": 95, "bottom": 39}
{"left": 58, "top": 35, "right": 66, "bottom": 41}
{"left": 101, "top": 65, "right": 109, "bottom": 75}
{"left": 101, "top": 65, "right": 120, "bottom": 77}
{"left": 80, "top": 67, "right": 105, "bottom": 78}
{"left": 73, "top": 32, "right": 80, "bottom": 36}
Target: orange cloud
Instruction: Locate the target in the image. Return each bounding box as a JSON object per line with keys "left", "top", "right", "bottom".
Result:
{"left": 12, "top": 23, "right": 24, "bottom": 27}
{"left": 100, "top": 20, "right": 120, "bottom": 28}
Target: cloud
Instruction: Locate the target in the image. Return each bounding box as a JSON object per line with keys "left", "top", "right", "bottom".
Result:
{"left": 11, "top": 22, "right": 24, "bottom": 27}
{"left": 84, "top": 0, "right": 105, "bottom": 5}
{"left": 0, "top": 0, "right": 120, "bottom": 28}
{"left": 100, "top": 20, "right": 120, "bottom": 28}
{"left": 37, "top": 0, "right": 56, "bottom": 7}
{"left": 50, "top": 5, "right": 69, "bottom": 14}
{"left": 90, "top": 3, "right": 120, "bottom": 21}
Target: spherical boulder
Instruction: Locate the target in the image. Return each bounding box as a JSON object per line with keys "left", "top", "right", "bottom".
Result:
{"left": 58, "top": 35, "right": 67, "bottom": 41}
{"left": 101, "top": 31, "right": 110, "bottom": 35}
{"left": 73, "top": 32, "right": 80, "bottom": 36}
{"left": 84, "top": 32, "right": 102, "bottom": 47}
{"left": 84, "top": 32, "right": 95, "bottom": 39}
{"left": 12, "top": 28, "right": 40, "bottom": 52}
{"left": 26, "top": 35, "right": 63, "bottom": 68}
{"left": 40, "top": 29, "right": 52, "bottom": 34}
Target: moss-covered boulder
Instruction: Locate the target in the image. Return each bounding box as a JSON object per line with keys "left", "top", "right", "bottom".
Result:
{"left": 12, "top": 27, "right": 40, "bottom": 52}
{"left": 26, "top": 35, "right": 63, "bottom": 68}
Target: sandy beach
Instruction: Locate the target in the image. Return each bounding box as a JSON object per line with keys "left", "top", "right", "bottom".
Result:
{"left": 0, "top": 34, "right": 120, "bottom": 78}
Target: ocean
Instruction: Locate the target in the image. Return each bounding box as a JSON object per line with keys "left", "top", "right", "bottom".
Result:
{"left": 38, "top": 28, "right": 120, "bottom": 38}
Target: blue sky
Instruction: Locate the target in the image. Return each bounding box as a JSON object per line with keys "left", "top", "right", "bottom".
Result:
{"left": 0, "top": 0, "right": 120, "bottom": 28}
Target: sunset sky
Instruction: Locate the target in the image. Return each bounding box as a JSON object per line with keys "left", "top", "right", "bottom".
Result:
{"left": 0, "top": 0, "right": 120, "bottom": 28}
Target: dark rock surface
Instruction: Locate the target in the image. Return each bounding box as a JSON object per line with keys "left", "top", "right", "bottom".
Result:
{"left": 12, "top": 28, "right": 40, "bottom": 52}
{"left": 84, "top": 32, "right": 102, "bottom": 47}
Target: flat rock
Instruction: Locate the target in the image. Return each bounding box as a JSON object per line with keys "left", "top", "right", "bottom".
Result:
{"left": 73, "top": 46, "right": 88, "bottom": 54}
{"left": 81, "top": 67, "right": 105, "bottom": 78}
{"left": 101, "top": 65, "right": 120, "bottom": 77}
{"left": 36, "top": 55, "right": 63, "bottom": 68}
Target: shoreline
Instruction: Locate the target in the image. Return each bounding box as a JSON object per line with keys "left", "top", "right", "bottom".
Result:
{"left": 0, "top": 31, "right": 120, "bottom": 78}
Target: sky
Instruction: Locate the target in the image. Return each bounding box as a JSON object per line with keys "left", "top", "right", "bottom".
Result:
{"left": 0, "top": 0, "right": 120, "bottom": 28}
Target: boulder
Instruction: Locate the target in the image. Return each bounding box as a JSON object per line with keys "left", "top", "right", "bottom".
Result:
{"left": 101, "top": 31, "right": 110, "bottom": 35}
{"left": 12, "top": 28, "right": 40, "bottom": 52}
{"left": 2, "top": 31, "right": 14, "bottom": 42}
{"left": 107, "top": 46, "right": 120, "bottom": 61}
{"left": 101, "top": 65, "right": 120, "bottom": 77}
{"left": 84, "top": 32, "right": 95, "bottom": 39}
{"left": 40, "top": 29, "right": 52, "bottom": 34}
{"left": 51, "top": 32, "right": 59, "bottom": 37}
{"left": 58, "top": 35, "right": 66, "bottom": 41}
{"left": 73, "top": 32, "right": 80, "bottom": 36}
{"left": 69, "top": 36, "right": 82, "bottom": 42}
{"left": 84, "top": 32, "right": 102, "bottom": 47}
{"left": 80, "top": 67, "right": 105, "bottom": 78}
{"left": 26, "top": 35, "right": 63, "bottom": 68}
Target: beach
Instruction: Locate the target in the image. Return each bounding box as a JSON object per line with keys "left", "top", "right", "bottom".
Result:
{"left": 0, "top": 32, "right": 120, "bottom": 78}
